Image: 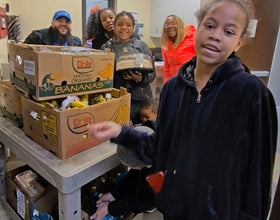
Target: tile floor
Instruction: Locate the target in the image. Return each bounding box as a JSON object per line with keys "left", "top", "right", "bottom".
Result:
{"left": 0, "top": 152, "right": 279, "bottom": 220}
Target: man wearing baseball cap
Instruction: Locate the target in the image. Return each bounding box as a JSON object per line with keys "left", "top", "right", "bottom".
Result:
{"left": 24, "top": 10, "right": 82, "bottom": 46}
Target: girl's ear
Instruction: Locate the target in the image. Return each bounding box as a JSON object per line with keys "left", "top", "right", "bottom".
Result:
{"left": 234, "top": 38, "right": 244, "bottom": 52}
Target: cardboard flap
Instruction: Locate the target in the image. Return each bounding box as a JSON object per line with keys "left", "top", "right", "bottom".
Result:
{"left": 26, "top": 44, "right": 37, "bottom": 51}
{"left": 119, "top": 87, "right": 127, "bottom": 96}
{"left": 104, "top": 48, "right": 112, "bottom": 54}
{"left": 44, "top": 102, "right": 56, "bottom": 110}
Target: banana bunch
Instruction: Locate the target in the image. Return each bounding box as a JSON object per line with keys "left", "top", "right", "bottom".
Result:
{"left": 90, "top": 94, "right": 106, "bottom": 105}
{"left": 50, "top": 100, "right": 59, "bottom": 108}
{"left": 71, "top": 100, "right": 88, "bottom": 108}
{"left": 79, "top": 94, "right": 89, "bottom": 105}
{"left": 111, "top": 100, "right": 129, "bottom": 124}
{"left": 98, "top": 63, "right": 114, "bottom": 79}
{"left": 105, "top": 93, "right": 115, "bottom": 101}
{"left": 38, "top": 92, "right": 115, "bottom": 111}
{"left": 40, "top": 99, "right": 60, "bottom": 109}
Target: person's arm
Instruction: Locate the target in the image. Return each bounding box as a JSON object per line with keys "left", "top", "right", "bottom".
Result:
{"left": 87, "top": 122, "right": 155, "bottom": 165}
{"left": 72, "top": 36, "right": 82, "bottom": 46}
{"left": 23, "top": 30, "right": 44, "bottom": 44}
{"left": 241, "top": 85, "right": 277, "bottom": 219}
{"left": 112, "top": 126, "right": 155, "bottom": 165}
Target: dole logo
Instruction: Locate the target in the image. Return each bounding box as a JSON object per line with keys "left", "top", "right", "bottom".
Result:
{"left": 67, "top": 112, "right": 95, "bottom": 134}
{"left": 72, "top": 56, "right": 94, "bottom": 74}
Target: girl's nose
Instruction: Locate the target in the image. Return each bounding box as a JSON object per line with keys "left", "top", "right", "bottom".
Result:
{"left": 210, "top": 30, "right": 221, "bottom": 41}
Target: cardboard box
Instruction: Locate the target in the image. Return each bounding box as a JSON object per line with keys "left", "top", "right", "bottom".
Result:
{"left": 22, "top": 87, "right": 131, "bottom": 160}
{"left": 0, "top": 80, "right": 23, "bottom": 127}
{"left": 154, "top": 61, "right": 164, "bottom": 76}
{"left": 8, "top": 42, "right": 115, "bottom": 101}
{"left": 5, "top": 165, "right": 57, "bottom": 220}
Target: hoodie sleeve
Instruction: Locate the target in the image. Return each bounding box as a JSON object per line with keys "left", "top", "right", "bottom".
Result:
{"left": 240, "top": 85, "right": 277, "bottom": 219}
{"left": 111, "top": 126, "right": 155, "bottom": 166}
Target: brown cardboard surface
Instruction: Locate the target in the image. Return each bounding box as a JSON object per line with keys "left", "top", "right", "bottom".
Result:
{"left": 21, "top": 88, "right": 131, "bottom": 160}
{"left": 5, "top": 165, "right": 57, "bottom": 220}
{"left": 155, "top": 65, "right": 164, "bottom": 76}
{"left": 0, "top": 80, "right": 23, "bottom": 127}
{"left": 8, "top": 42, "right": 115, "bottom": 101}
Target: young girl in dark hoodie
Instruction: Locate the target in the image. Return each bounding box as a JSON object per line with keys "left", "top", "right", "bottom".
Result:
{"left": 87, "top": 1, "right": 277, "bottom": 219}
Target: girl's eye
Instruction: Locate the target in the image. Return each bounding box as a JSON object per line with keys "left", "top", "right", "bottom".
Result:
{"left": 205, "top": 24, "right": 214, "bottom": 29}
{"left": 225, "top": 30, "right": 235, "bottom": 36}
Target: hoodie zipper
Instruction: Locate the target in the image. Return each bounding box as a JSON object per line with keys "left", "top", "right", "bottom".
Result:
{"left": 196, "top": 93, "right": 201, "bottom": 103}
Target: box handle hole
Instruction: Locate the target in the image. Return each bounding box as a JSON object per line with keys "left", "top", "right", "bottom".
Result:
{"left": 61, "top": 80, "right": 67, "bottom": 86}
{"left": 82, "top": 133, "right": 88, "bottom": 139}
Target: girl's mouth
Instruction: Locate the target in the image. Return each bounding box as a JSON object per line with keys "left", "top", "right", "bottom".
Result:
{"left": 203, "top": 44, "right": 219, "bottom": 52}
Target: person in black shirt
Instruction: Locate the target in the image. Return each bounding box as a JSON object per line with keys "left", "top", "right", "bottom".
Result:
{"left": 24, "top": 10, "right": 81, "bottom": 46}
{"left": 87, "top": 0, "right": 277, "bottom": 219}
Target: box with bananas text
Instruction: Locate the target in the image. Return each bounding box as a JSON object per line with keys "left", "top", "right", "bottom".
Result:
{"left": 21, "top": 87, "right": 131, "bottom": 160}
{"left": 8, "top": 41, "right": 115, "bottom": 101}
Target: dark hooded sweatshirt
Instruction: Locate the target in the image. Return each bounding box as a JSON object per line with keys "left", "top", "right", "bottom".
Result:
{"left": 112, "top": 54, "right": 277, "bottom": 219}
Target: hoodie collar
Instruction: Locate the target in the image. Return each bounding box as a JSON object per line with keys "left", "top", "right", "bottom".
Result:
{"left": 178, "top": 54, "right": 247, "bottom": 86}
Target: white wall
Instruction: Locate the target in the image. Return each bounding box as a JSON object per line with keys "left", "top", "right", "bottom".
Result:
{"left": 8, "top": 0, "right": 82, "bottom": 41}
{"left": 268, "top": 26, "right": 280, "bottom": 153}
{"left": 0, "top": 0, "right": 10, "bottom": 63}
{"left": 115, "top": 0, "right": 156, "bottom": 47}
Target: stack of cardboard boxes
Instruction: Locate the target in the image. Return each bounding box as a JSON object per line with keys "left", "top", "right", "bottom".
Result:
{"left": 1, "top": 41, "right": 132, "bottom": 219}
{"left": 7, "top": 41, "right": 131, "bottom": 160}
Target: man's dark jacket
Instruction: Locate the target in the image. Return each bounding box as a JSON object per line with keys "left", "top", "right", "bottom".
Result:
{"left": 113, "top": 55, "right": 277, "bottom": 219}
{"left": 24, "top": 27, "right": 82, "bottom": 46}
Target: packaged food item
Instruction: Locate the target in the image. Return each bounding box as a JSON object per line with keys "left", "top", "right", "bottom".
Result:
{"left": 14, "top": 170, "right": 46, "bottom": 200}
{"left": 116, "top": 54, "right": 153, "bottom": 74}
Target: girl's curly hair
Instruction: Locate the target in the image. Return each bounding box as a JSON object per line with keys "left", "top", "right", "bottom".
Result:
{"left": 195, "top": 0, "right": 255, "bottom": 37}
{"left": 86, "top": 8, "right": 116, "bottom": 40}
{"left": 86, "top": 10, "right": 101, "bottom": 40}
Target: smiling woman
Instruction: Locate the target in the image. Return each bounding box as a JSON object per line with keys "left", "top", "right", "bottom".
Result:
{"left": 161, "top": 15, "right": 196, "bottom": 83}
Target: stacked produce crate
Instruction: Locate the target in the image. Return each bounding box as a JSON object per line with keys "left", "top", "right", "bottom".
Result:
{"left": 2, "top": 41, "right": 131, "bottom": 160}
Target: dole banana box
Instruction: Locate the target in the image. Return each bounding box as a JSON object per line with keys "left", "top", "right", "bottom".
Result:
{"left": 0, "top": 80, "right": 23, "bottom": 127}
{"left": 22, "top": 87, "right": 131, "bottom": 160}
{"left": 8, "top": 41, "right": 114, "bottom": 101}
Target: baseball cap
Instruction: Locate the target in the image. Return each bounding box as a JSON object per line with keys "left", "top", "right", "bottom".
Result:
{"left": 53, "top": 10, "right": 71, "bottom": 22}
